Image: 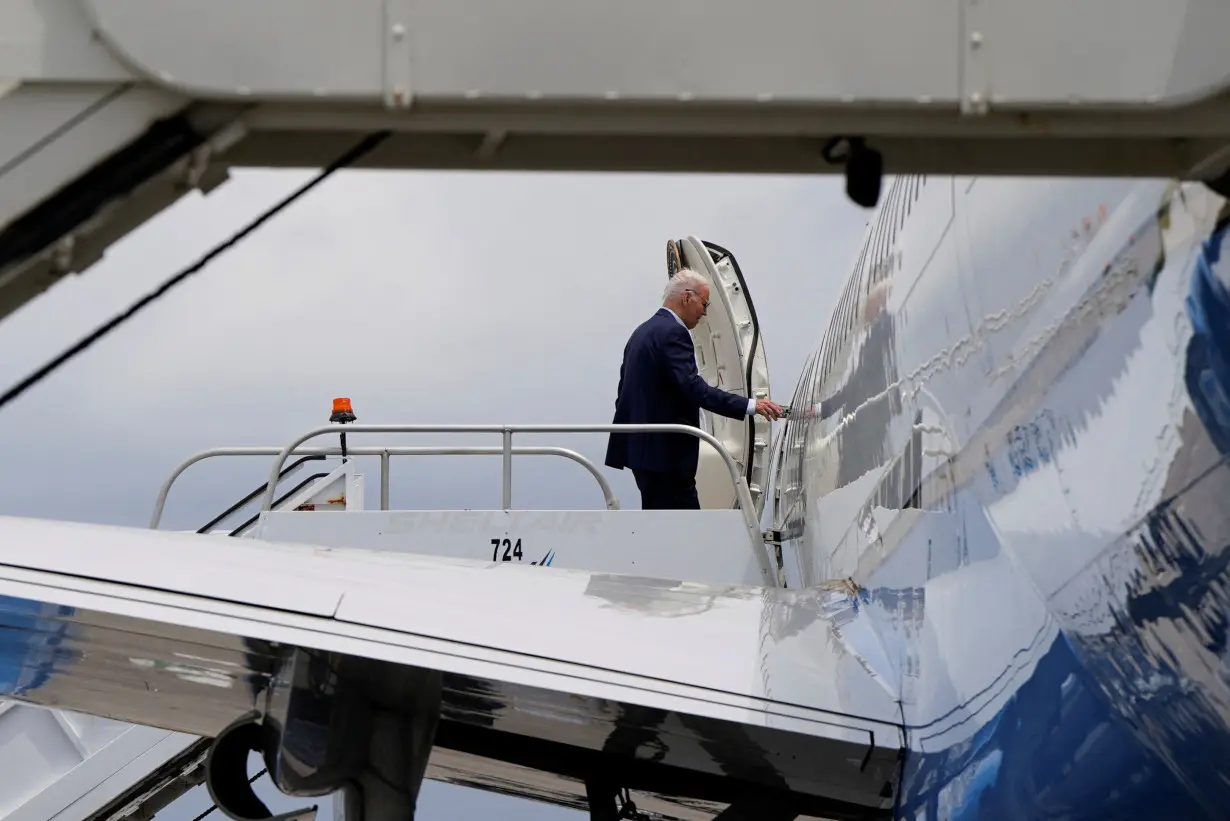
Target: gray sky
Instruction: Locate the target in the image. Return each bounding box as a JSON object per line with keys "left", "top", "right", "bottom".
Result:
{"left": 0, "top": 169, "right": 869, "bottom": 819}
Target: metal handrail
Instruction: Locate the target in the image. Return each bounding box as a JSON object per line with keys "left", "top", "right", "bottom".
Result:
{"left": 150, "top": 445, "right": 619, "bottom": 529}
{"left": 228, "top": 471, "right": 331, "bottom": 537}
{"left": 258, "top": 424, "right": 778, "bottom": 588}
{"left": 195, "top": 455, "right": 327, "bottom": 534}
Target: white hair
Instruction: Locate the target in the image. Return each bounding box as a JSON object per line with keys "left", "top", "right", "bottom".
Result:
{"left": 663, "top": 268, "right": 709, "bottom": 303}
{"left": 863, "top": 280, "right": 891, "bottom": 325}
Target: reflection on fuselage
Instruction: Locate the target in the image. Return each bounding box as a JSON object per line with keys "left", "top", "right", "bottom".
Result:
{"left": 770, "top": 175, "right": 1230, "bottom": 819}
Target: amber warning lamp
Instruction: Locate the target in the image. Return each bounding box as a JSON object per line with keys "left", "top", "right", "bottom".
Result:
{"left": 329, "top": 397, "right": 357, "bottom": 459}
{"left": 330, "top": 397, "right": 356, "bottom": 423}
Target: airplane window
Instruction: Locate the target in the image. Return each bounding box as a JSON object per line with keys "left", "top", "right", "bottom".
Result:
{"left": 875, "top": 197, "right": 892, "bottom": 286}
{"left": 877, "top": 186, "right": 894, "bottom": 273}
{"left": 821, "top": 273, "right": 848, "bottom": 367}
{"left": 835, "top": 272, "right": 857, "bottom": 357}
{"left": 841, "top": 241, "right": 870, "bottom": 354}
{"left": 776, "top": 351, "right": 820, "bottom": 535}
{"left": 844, "top": 266, "right": 858, "bottom": 337}
{"left": 865, "top": 176, "right": 909, "bottom": 293}
{"left": 819, "top": 228, "right": 874, "bottom": 406}
{"left": 870, "top": 207, "right": 886, "bottom": 289}
{"left": 825, "top": 296, "right": 844, "bottom": 375}
{"left": 898, "top": 177, "right": 908, "bottom": 232}
{"left": 819, "top": 223, "right": 874, "bottom": 389}
{"left": 819, "top": 327, "right": 837, "bottom": 384}
{"left": 884, "top": 178, "right": 899, "bottom": 251}
{"left": 820, "top": 287, "right": 849, "bottom": 387}
{"left": 820, "top": 289, "right": 843, "bottom": 380}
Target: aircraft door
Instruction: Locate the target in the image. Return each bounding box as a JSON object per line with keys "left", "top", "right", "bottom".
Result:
{"left": 667, "top": 237, "right": 773, "bottom": 512}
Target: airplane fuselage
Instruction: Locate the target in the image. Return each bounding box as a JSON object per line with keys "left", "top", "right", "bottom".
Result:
{"left": 772, "top": 174, "right": 1230, "bottom": 819}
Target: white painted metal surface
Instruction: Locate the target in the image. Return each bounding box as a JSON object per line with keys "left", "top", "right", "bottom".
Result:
{"left": 0, "top": 514, "right": 901, "bottom": 739}
{"left": 17, "top": 0, "right": 1229, "bottom": 108}
{"left": 0, "top": 512, "right": 902, "bottom": 818}
{"left": 0, "top": 703, "right": 197, "bottom": 821}
{"left": 0, "top": 82, "right": 200, "bottom": 318}
{"left": 7, "top": 0, "right": 1230, "bottom": 325}
{"left": 671, "top": 238, "right": 773, "bottom": 512}
{"left": 275, "top": 460, "right": 365, "bottom": 514}
{"left": 253, "top": 509, "right": 767, "bottom": 587}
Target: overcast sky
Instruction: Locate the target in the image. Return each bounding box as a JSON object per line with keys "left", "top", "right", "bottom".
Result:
{"left": 0, "top": 168, "right": 869, "bottom": 819}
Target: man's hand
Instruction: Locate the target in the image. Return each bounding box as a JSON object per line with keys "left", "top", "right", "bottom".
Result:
{"left": 754, "top": 398, "right": 785, "bottom": 421}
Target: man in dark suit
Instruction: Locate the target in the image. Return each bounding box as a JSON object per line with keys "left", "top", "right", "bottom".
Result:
{"left": 605, "top": 269, "right": 784, "bottom": 510}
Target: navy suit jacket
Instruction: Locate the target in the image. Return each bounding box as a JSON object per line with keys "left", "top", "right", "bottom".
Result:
{"left": 604, "top": 308, "right": 750, "bottom": 478}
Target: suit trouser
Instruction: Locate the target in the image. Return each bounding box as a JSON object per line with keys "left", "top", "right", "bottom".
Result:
{"left": 632, "top": 469, "right": 700, "bottom": 510}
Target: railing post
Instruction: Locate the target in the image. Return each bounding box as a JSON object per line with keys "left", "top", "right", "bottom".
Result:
{"left": 501, "top": 428, "right": 513, "bottom": 510}
{"left": 380, "top": 450, "right": 391, "bottom": 510}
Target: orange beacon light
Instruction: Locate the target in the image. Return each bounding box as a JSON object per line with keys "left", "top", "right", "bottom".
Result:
{"left": 329, "top": 397, "right": 357, "bottom": 459}
{"left": 330, "top": 397, "right": 356, "bottom": 423}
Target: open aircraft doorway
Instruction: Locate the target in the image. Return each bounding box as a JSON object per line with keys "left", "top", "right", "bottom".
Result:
{"left": 666, "top": 237, "right": 774, "bottom": 518}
